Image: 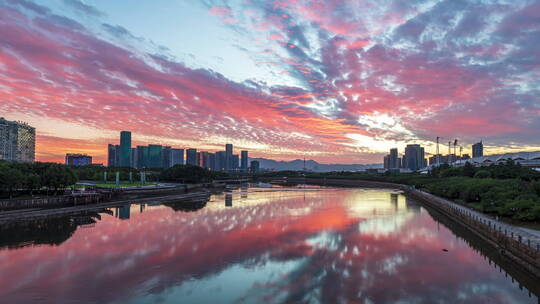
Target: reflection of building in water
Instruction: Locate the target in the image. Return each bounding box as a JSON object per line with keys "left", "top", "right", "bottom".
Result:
{"left": 115, "top": 205, "right": 131, "bottom": 220}
{"left": 140, "top": 204, "right": 145, "bottom": 213}
{"left": 240, "top": 184, "right": 248, "bottom": 199}
{"left": 390, "top": 193, "right": 398, "bottom": 210}
{"left": 405, "top": 197, "right": 421, "bottom": 212}
{"left": 225, "top": 193, "right": 233, "bottom": 207}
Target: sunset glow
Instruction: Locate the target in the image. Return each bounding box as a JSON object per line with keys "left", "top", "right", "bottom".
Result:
{"left": 1, "top": 0, "right": 539, "bottom": 164}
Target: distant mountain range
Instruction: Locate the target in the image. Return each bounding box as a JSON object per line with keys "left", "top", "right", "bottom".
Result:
{"left": 249, "top": 158, "right": 383, "bottom": 172}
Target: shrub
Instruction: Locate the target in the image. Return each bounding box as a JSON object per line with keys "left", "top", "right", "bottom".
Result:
{"left": 474, "top": 170, "right": 491, "bottom": 179}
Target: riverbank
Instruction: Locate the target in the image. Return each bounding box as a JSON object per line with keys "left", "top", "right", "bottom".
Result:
{"left": 0, "top": 191, "right": 212, "bottom": 224}
{"left": 0, "top": 180, "right": 234, "bottom": 212}
{"left": 264, "top": 177, "right": 540, "bottom": 278}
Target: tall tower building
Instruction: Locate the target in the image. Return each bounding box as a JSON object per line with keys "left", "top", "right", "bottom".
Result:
{"left": 171, "top": 148, "right": 184, "bottom": 166}
{"left": 107, "top": 144, "right": 120, "bottom": 167}
{"left": 216, "top": 151, "right": 226, "bottom": 171}
{"left": 472, "top": 141, "right": 483, "bottom": 158}
{"left": 403, "top": 144, "right": 425, "bottom": 171}
{"left": 241, "top": 150, "right": 248, "bottom": 172}
{"left": 147, "top": 145, "right": 163, "bottom": 168}
{"left": 119, "top": 131, "right": 132, "bottom": 167}
{"left": 0, "top": 117, "right": 35, "bottom": 163}
{"left": 162, "top": 146, "right": 172, "bottom": 168}
{"left": 232, "top": 154, "right": 239, "bottom": 171}
{"left": 389, "top": 148, "right": 399, "bottom": 169}
{"left": 135, "top": 145, "right": 148, "bottom": 169}
{"left": 186, "top": 148, "right": 197, "bottom": 165}
{"left": 225, "top": 144, "right": 233, "bottom": 171}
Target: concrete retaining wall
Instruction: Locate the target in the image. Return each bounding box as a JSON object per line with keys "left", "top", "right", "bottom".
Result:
{"left": 0, "top": 193, "right": 106, "bottom": 211}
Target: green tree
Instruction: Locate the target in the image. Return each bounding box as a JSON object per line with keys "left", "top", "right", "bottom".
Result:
{"left": 462, "top": 162, "right": 476, "bottom": 177}
{"left": 0, "top": 167, "right": 24, "bottom": 198}
{"left": 160, "top": 165, "right": 214, "bottom": 183}
{"left": 474, "top": 170, "right": 491, "bottom": 179}
{"left": 25, "top": 173, "right": 41, "bottom": 196}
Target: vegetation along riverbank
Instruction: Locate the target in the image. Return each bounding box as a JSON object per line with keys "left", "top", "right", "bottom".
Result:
{"left": 259, "top": 161, "right": 540, "bottom": 222}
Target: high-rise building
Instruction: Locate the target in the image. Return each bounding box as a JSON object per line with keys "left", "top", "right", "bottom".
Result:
{"left": 198, "top": 151, "right": 209, "bottom": 168}
{"left": 472, "top": 141, "right": 483, "bottom": 158}
{"left": 216, "top": 151, "right": 226, "bottom": 171}
{"left": 171, "top": 148, "right": 184, "bottom": 166}
{"left": 232, "top": 154, "right": 239, "bottom": 171}
{"left": 147, "top": 145, "right": 163, "bottom": 168}
{"left": 196, "top": 152, "right": 201, "bottom": 167}
{"left": 131, "top": 148, "right": 137, "bottom": 168}
{"left": 250, "top": 160, "right": 260, "bottom": 173}
{"left": 241, "top": 150, "right": 248, "bottom": 172}
{"left": 186, "top": 148, "right": 197, "bottom": 165}
{"left": 0, "top": 117, "right": 35, "bottom": 163}
{"left": 384, "top": 148, "right": 401, "bottom": 170}
{"left": 225, "top": 144, "right": 233, "bottom": 171}
{"left": 135, "top": 145, "right": 148, "bottom": 168}
{"left": 108, "top": 144, "right": 120, "bottom": 167}
{"left": 162, "top": 146, "right": 172, "bottom": 168}
{"left": 207, "top": 153, "right": 216, "bottom": 171}
{"left": 403, "top": 144, "right": 425, "bottom": 171}
{"left": 65, "top": 154, "right": 92, "bottom": 166}
{"left": 119, "top": 131, "right": 132, "bottom": 167}
{"left": 389, "top": 148, "right": 400, "bottom": 169}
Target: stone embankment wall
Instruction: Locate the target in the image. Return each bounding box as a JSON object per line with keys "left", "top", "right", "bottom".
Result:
{"left": 0, "top": 181, "right": 229, "bottom": 211}
{"left": 0, "top": 193, "right": 108, "bottom": 211}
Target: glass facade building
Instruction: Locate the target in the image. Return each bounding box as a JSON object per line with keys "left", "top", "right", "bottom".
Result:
{"left": 147, "top": 145, "right": 163, "bottom": 168}
{"left": 186, "top": 148, "right": 197, "bottom": 165}
{"left": 241, "top": 150, "right": 248, "bottom": 172}
{"left": 171, "top": 149, "right": 184, "bottom": 166}
{"left": 119, "top": 131, "right": 132, "bottom": 167}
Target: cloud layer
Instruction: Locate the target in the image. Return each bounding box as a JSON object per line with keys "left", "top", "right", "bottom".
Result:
{"left": 1, "top": 0, "right": 539, "bottom": 163}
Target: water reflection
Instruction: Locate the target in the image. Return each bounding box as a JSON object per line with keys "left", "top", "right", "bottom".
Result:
{"left": 116, "top": 204, "right": 131, "bottom": 220}
{"left": 164, "top": 200, "right": 208, "bottom": 212}
{"left": 0, "top": 186, "right": 537, "bottom": 304}
{"left": 0, "top": 211, "right": 103, "bottom": 249}
{"left": 225, "top": 193, "right": 233, "bottom": 207}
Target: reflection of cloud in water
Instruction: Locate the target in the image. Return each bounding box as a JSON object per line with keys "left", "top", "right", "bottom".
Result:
{"left": 0, "top": 187, "right": 535, "bottom": 304}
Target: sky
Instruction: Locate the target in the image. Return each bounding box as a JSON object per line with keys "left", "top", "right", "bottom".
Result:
{"left": 1, "top": 0, "right": 539, "bottom": 164}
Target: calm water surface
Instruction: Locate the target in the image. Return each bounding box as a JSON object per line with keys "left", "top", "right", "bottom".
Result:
{"left": 0, "top": 186, "right": 537, "bottom": 304}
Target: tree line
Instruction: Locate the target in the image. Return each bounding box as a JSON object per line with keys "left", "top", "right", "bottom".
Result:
{"left": 261, "top": 161, "right": 540, "bottom": 221}
{"left": 0, "top": 161, "right": 78, "bottom": 198}
{"left": 0, "top": 161, "right": 233, "bottom": 199}
{"left": 0, "top": 162, "right": 147, "bottom": 198}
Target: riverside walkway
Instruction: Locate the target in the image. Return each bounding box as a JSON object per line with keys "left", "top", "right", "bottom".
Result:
{"left": 413, "top": 189, "right": 540, "bottom": 249}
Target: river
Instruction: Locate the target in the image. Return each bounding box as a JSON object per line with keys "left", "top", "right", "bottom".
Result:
{"left": 0, "top": 185, "right": 537, "bottom": 303}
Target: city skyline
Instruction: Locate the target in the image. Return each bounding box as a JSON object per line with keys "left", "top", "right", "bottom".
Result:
{"left": 2, "top": 1, "right": 540, "bottom": 165}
